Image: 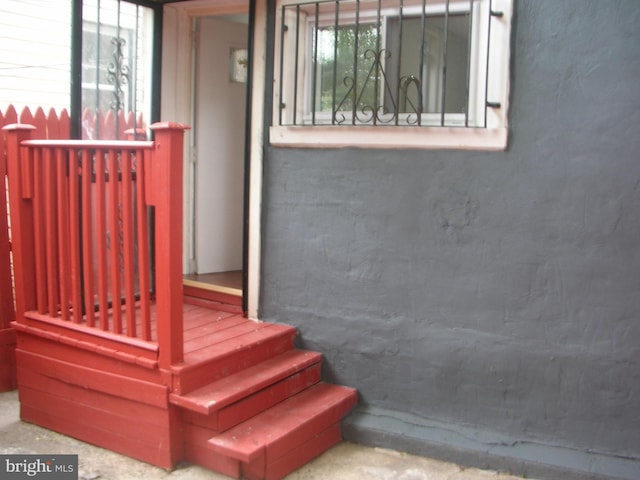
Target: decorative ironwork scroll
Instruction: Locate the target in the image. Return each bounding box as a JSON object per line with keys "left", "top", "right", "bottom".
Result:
{"left": 107, "top": 37, "right": 130, "bottom": 113}
{"left": 333, "top": 48, "right": 423, "bottom": 126}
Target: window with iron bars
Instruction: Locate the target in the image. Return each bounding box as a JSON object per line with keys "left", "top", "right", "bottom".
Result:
{"left": 270, "top": 0, "right": 513, "bottom": 150}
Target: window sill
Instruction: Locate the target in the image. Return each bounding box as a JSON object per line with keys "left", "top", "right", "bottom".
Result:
{"left": 269, "top": 125, "right": 508, "bottom": 151}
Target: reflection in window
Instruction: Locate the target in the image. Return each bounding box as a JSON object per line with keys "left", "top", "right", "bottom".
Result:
{"left": 81, "top": 0, "right": 153, "bottom": 139}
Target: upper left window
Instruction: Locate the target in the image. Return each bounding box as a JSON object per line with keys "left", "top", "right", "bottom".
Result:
{"left": 82, "top": 0, "right": 154, "bottom": 139}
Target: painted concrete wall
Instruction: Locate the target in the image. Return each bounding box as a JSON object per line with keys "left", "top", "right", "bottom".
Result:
{"left": 260, "top": 1, "right": 640, "bottom": 479}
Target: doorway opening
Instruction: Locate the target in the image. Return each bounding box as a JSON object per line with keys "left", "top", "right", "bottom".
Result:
{"left": 183, "top": 11, "right": 249, "bottom": 299}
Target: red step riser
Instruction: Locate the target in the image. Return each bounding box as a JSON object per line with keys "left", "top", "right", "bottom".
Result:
{"left": 182, "top": 423, "right": 241, "bottom": 478}
{"left": 242, "top": 423, "right": 342, "bottom": 480}
{"left": 173, "top": 328, "right": 297, "bottom": 394}
{"left": 170, "top": 350, "right": 322, "bottom": 414}
{"left": 183, "top": 295, "right": 243, "bottom": 314}
{"left": 208, "top": 384, "right": 357, "bottom": 463}
{"left": 217, "top": 364, "right": 322, "bottom": 432}
{"left": 183, "top": 285, "right": 242, "bottom": 307}
{"left": 264, "top": 391, "right": 356, "bottom": 461}
{"left": 181, "top": 363, "right": 322, "bottom": 433}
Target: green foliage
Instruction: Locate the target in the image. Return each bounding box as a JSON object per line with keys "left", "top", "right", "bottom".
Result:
{"left": 315, "top": 23, "right": 380, "bottom": 116}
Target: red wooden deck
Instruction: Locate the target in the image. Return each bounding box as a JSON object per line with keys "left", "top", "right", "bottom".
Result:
{"left": 2, "top": 120, "right": 357, "bottom": 479}
{"left": 15, "top": 295, "right": 357, "bottom": 479}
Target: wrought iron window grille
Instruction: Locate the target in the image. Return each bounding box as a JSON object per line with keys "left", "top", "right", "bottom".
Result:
{"left": 274, "top": 0, "right": 511, "bottom": 131}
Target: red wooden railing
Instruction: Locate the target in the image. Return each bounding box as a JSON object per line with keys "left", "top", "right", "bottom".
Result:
{"left": 3, "top": 122, "right": 187, "bottom": 368}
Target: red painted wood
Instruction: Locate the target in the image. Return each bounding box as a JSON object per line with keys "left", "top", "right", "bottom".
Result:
{"left": 175, "top": 364, "right": 322, "bottom": 436}
{"left": 243, "top": 423, "right": 342, "bottom": 480}
{"left": 95, "top": 150, "right": 109, "bottom": 328}
{"left": 182, "top": 423, "right": 241, "bottom": 478}
{"left": 136, "top": 149, "right": 152, "bottom": 340}
{"left": 20, "top": 384, "right": 166, "bottom": 441}
{"left": 4, "top": 125, "right": 37, "bottom": 320}
{"left": 104, "top": 110, "right": 116, "bottom": 140}
{"left": 183, "top": 295, "right": 243, "bottom": 314}
{"left": 121, "top": 151, "right": 136, "bottom": 336}
{"left": 16, "top": 312, "right": 158, "bottom": 363}
{"left": 216, "top": 363, "right": 322, "bottom": 432}
{"left": 58, "top": 109, "right": 70, "bottom": 139}
{"left": 81, "top": 149, "right": 95, "bottom": 326}
{"left": 15, "top": 332, "right": 161, "bottom": 383}
{"left": 0, "top": 328, "right": 17, "bottom": 391}
{"left": 19, "top": 367, "right": 167, "bottom": 429}
{"left": 29, "top": 107, "right": 47, "bottom": 139}
{"left": 56, "top": 148, "right": 71, "bottom": 320}
{"left": 170, "top": 350, "right": 322, "bottom": 415}
{"left": 148, "top": 123, "right": 190, "bottom": 368}
{"left": 21, "top": 403, "right": 175, "bottom": 469}
{"left": 43, "top": 147, "right": 59, "bottom": 316}
{"left": 0, "top": 127, "right": 14, "bottom": 330}
{"left": 2, "top": 105, "right": 18, "bottom": 124}
{"left": 185, "top": 319, "right": 270, "bottom": 353}
{"left": 182, "top": 314, "right": 246, "bottom": 343}
{"left": 174, "top": 323, "right": 297, "bottom": 395}
{"left": 107, "top": 149, "right": 122, "bottom": 333}
{"left": 207, "top": 383, "right": 357, "bottom": 463}
{"left": 32, "top": 148, "right": 47, "bottom": 313}
{"left": 46, "top": 109, "right": 60, "bottom": 139}
{"left": 68, "top": 149, "right": 83, "bottom": 324}
{"left": 183, "top": 284, "right": 243, "bottom": 307}
{"left": 17, "top": 349, "right": 168, "bottom": 408}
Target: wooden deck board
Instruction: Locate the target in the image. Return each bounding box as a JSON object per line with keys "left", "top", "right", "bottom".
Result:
{"left": 17, "top": 302, "right": 259, "bottom": 370}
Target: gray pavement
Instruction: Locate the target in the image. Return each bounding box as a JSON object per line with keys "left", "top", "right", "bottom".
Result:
{"left": 0, "top": 390, "right": 533, "bottom": 480}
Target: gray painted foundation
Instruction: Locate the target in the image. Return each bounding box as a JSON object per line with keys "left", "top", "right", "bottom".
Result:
{"left": 260, "top": 1, "right": 640, "bottom": 478}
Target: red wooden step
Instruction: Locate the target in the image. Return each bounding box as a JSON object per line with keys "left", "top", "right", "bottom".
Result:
{"left": 170, "top": 349, "right": 322, "bottom": 415}
{"left": 243, "top": 423, "right": 342, "bottom": 480}
{"left": 172, "top": 323, "right": 297, "bottom": 394}
{"left": 207, "top": 383, "right": 357, "bottom": 465}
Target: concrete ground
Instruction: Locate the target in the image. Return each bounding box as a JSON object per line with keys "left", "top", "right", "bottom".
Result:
{"left": 0, "top": 390, "right": 534, "bottom": 480}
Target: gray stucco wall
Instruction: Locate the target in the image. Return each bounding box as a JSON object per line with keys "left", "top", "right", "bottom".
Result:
{"left": 259, "top": 1, "right": 640, "bottom": 478}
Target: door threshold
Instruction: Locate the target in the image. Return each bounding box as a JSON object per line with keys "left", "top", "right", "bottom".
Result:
{"left": 183, "top": 271, "right": 242, "bottom": 297}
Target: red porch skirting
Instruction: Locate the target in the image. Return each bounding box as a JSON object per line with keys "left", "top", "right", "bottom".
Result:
{"left": 0, "top": 327, "right": 17, "bottom": 391}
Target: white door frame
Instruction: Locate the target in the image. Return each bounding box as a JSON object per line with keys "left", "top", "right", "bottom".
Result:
{"left": 161, "top": 0, "right": 266, "bottom": 320}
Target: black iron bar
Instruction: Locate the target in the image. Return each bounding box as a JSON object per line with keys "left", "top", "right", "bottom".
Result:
{"left": 293, "top": 5, "right": 301, "bottom": 125}
{"left": 373, "top": 0, "right": 382, "bottom": 125}
{"left": 278, "top": 4, "right": 287, "bottom": 125}
{"left": 115, "top": 0, "right": 122, "bottom": 135}
{"left": 96, "top": 0, "right": 102, "bottom": 138}
{"left": 464, "top": 0, "right": 473, "bottom": 127}
{"left": 133, "top": 5, "right": 139, "bottom": 135}
{"left": 331, "top": 0, "right": 339, "bottom": 124}
{"left": 440, "top": 0, "right": 450, "bottom": 126}
{"left": 418, "top": 0, "right": 426, "bottom": 125}
{"left": 352, "top": 0, "right": 360, "bottom": 125}
{"left": 312, "top": 2, "right": 319, "bottom": 124}
{"left": 395, "top": 0, "right": 404, "bottom": 125}
{"left": 483, "top": 0, "right": 492, "bottom": 128}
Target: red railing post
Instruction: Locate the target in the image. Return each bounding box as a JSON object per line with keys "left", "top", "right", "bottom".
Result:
{"left": 3, "top": 124, "right": 37, "bottom": 321}
{"left": 0, "top": 133, "right": 14, "bottom": 330}
{"left": 0, "top": 122, "right": 18, "bottom": 391}
{"left": 148, "top": 122, "right": 189, "bottom": 368}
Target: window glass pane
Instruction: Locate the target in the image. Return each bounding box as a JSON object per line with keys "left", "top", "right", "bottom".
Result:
{"left": 303, "top": 6, "right": 470, "bottom": 125}
{"left": 385, "top": 13, "right": 469, "bottom": 116}
{"left": 82, "top": 0, "right": 153, "bottom": 139}
{"left": 315, "top": 24, "right": 380, "bottom": 119}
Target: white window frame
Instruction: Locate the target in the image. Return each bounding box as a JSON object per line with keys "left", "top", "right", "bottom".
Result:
{"left": 270, "top": 0, "right": 513, "bottom": 150}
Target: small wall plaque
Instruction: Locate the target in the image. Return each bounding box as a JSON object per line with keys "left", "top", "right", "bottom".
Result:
{"left": 229, "top": 48, "right": 248, "bottom": 83}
